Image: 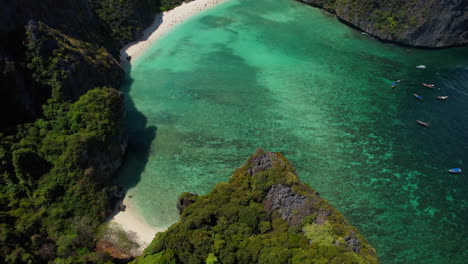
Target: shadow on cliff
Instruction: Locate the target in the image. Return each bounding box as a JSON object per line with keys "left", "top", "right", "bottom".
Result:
{"left": 114, "top": 63, "right": 157, "bottom": 192}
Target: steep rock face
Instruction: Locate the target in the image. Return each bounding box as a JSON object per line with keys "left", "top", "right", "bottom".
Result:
{"left": 0, "top": 20, "right": 124, "bottom": 130}
{"left": 0, "top": 0, "right": 162, "bottom": 130}
{"left": 263, "top": 184, "right": 316, "bottom": 227}
{"left": 81, "top": 131, "right": 128, "bottom": 184}
{"left": 136, "top": 150, "right": 379, "bottom": 264}
{"left": 75, "top": 88, "right": 128, "bottom": 185}
{"left": 20, "top": 20, "right": 123, "bottom": 115}
{"left": 0, "top": 0, "right": 116, "bottom": 127}
{"left": 299, "top": 0, "right": 468, "bottom": 48}
{"left": 0, "top": 0, "right": 112, "bottom": 48}
{"left": 25, "top": 20, "right": 123, "bottom": 101}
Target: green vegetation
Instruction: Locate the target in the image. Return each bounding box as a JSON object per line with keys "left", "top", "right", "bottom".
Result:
{"left": 0, "top": 1, "right": 389, "bottom": 263}
{"left": 303, "top": 221, "right": 334, "bottom": 246}
{"left": 306, "top": 0, "right": 430, "bottom": 38}
{"left": 90, "top": 0, "right": 160, "bottom": 44}
{"left": 1, "top": 1, "right": 193, "bottom": 261}
{"left": 97, "top": 223, "right": 141, "bottom": 255}
{"left": 25, "top": 21, "right": 121, "bottom": 102}
{"left": 90, "top": 0, "right": 190, "bottom": 43}
{"left": 1, "top": 0, "right": 192, "bottom": 130}
{"left": 0, "top": 87, "right": 124, "bottom": 263}
{"left": 134, "top": 150, "right": 379, "bottom": 264}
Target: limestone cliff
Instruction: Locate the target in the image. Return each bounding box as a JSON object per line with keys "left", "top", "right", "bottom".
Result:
{"left": 79, "top": 89, "right": 128, "bottom": 185}
{"left": 135, "top": 150, "right": 379, "bottom": 264}
{"left": 299, "top": 0, "right": 468, "bottom": 48}
{"left": 0, "top": 0, "right": 163, "bottom": 130}
{"left": 25, "top": 20, "right": 123, "bottom": 105}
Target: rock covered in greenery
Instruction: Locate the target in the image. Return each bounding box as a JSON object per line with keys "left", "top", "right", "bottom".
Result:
{"left": 299, "top": 0, "right": 468, "bottom": 48}
{"left": 0, "top": 87, "right": 127, "bottom": 263}
{"left": 0, "top": 0, "right": 188, "bottom": 130}
{"left": 177, "top": 192, "right": 200, "bottom": 215}
{"left": 135, "top": 149, "right": 379, "bottom": 264}
{"left": 25, "top": 20, "right": 123, "bottom": 103}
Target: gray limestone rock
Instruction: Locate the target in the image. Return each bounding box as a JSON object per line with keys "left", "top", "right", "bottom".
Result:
{"left": 299, "top": 0, "right": 468, "bottom": 48}
{"left": 263, "top": 184, "right": 316, "bottom": 226}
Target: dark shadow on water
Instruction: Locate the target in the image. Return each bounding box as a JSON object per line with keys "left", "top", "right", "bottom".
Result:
{"left": 114, "top": 63, "right": 157, "bottom": 191}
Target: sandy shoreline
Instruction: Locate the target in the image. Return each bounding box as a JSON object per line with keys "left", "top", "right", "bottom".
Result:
{"left": 108, "top": 195, "right": 164, "bottom": 249}
{"left": 120, "top": 0, "right": 228, "bottom": 65}
{"left": 112, "top": 0, "right": 228, "bottom": 251}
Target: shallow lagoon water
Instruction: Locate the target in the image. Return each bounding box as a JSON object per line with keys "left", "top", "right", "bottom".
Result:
{"left": 117, "top": 0, "right": 468, "bottom": 263}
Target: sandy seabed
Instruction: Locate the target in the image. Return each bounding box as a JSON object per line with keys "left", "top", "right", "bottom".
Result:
{"left": 111, "top": 0, "right": 228, "bottom": 252}
{"left": 120, "top": 0, "right": 228, "bottom": 64}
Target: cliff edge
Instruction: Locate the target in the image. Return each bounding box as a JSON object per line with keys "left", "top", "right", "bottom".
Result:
{"left": 299, "top": 0, "right": 468, "bottom": 48}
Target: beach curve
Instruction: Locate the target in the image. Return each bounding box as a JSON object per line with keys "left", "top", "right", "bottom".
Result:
{"left": 120, "top": 0, "right": 228, "bottom": 65}
{"left": 112, "top": 0, "right": 228, "bottom": 254}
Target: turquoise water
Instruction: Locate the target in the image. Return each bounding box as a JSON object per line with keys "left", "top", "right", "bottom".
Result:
{"left": 117, "top": 0, "right": 468, "bottom": 263}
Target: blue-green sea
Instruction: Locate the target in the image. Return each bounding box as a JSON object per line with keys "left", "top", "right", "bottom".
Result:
{"left": 117, "top": 0, "right": 468, "bottom": 263}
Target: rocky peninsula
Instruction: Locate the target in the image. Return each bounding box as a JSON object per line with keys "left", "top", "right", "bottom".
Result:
{"left": 135, "top": 149, "right": 379, "bottom": 263}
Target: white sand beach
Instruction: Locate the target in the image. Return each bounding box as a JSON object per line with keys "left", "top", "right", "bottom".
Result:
{"left": 108, "top": 195, "right": 164, "bottom": 249}
{"left": 120, "top": 0, "right": 228, "bottom": 64}
{"left": 112, "top": 0, "right": 228, "bottom": 252}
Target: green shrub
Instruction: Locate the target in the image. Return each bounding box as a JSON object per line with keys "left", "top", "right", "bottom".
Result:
{"left": 205, "top": 253, "right": 219, "bottom": 264}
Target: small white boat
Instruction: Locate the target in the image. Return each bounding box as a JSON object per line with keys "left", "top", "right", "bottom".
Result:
{"left": 436, "top": 96, "right": 448, "bottom": 100}
{"left": 416, "top": 120, "right": 430, "bottom": 127}
{"left": 416, "top": 65, "right": 426, "bottom": 69}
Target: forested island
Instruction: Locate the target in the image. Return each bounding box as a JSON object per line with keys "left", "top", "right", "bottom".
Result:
{"left": 0, "top": 0, "right": 466, "bottom": 263}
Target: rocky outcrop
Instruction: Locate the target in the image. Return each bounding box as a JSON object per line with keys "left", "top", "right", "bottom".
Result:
{"left": 96, "top": 239, "right": 134, "bottom": 260}
{"left": 247, "top": 150, "right": 276, "bottom": 176}
{"left": 0, "top": 0, "right": 162, "bottom": 130}
{"left": 136, "top": 150, "right": 379, "bottom": 264}
{"left": 80, "top": 126, "right": 127, "bottom": 184}
{"left": 263, "top": 184, "right": 316, "bottom": 226}
{"left": 0, "top": 0, "right": 111, "bottom": 129}
{"left": 177, "top": 192, "right": 199, "bottom": 215}
{"left": 299, "top": 0, "right": 468, "bottom": 48}
{"left": 96, "top": 222, "right": 141, "bottom": 261}
{"left": 25, "top": 20, "right": 124, "bottom": 102}
{"left": 79, "top": 89, "right": 128, "bottom": 184}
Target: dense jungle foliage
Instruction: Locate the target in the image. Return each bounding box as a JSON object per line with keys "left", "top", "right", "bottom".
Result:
{"left": 90, "top": 0, "right": 189, "bottom": 44}
{"left": 0, "top": 87, "right": 125, "bottom": 263}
